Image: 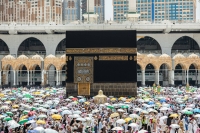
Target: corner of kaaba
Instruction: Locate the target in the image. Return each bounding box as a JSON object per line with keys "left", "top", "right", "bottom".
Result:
{"left": 66, "top": 30, "right": 137, "bottom": 97}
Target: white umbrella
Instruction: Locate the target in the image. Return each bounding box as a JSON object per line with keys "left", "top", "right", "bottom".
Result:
{"left": 34, "top": 127, "right": 45, "bottom": 133}
{"left": 139, "top": 130, "right": 148, "bottom": 133}
{"left": 62, "top": 110, "right": 72, "bottom": 115}
{"left": 160, "top": 107, "right": 170, "bottom": 111}
{"left": 44, "top": 128, "right": 58, "bottom": 133}
{"left": 194, "top": 114, "right": 200, "bottom": 117}
{"left": 112, "top": 127, "right": 124, "bottom": 130}
{"left": 7, "top": 120, "right": 20, "bottom": 129}
{"left": 50, "top": 109, "right": 58, "bottom": 114}
{"left": 73, "top": 110, "right": 82, "bottom": 114}
{"left": 85, "top": 117, "right": 92, "bottom": 121}
{"left": 184, "top": 107, "right": 193, "bottom": 111}
{"left": 160, "top": 116, "right": 168, "bottom": 120}
{"left": 38, "top": 114, "right": 47, "bottom": 118}
{"left": 26, "top": 120, "right": 36, "bottom": 124}
{"left": 128, "top": 123, "right": 139, "bottom": 127}
{"left": 76, "top": 117, "right": 86, "bottom": 122}
{"left": 65, "top": 99, "right": 71, "bottom": 101}
{"left": 170, "top": 124, "right": 180, "bottom": 129}
{"left": 60, "top": 107, "right": 68, "bottom": 110}
{"left": 69, "top": 114, "right": 81, "bottom": 118}
{"left": 129, "top": 114, "right": 140, "bottom": 119}
{"left": 116, "top": 119, "right": 126, "bottom": 124}
{"left": 92, "top": 109, "right": 99, "bottom": 114}
{"left": 117, "top": 109, "right": 125, "bottom": 112}
{"left": 134, "top": 108, "right": 142, "bottom": 111}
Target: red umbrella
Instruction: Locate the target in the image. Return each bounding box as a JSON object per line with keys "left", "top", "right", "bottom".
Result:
{"left": 72, "top": 98, "right": 78, "bottom": 101}
{"left": 28, "top": 111, "right": 35, "bottom": 116}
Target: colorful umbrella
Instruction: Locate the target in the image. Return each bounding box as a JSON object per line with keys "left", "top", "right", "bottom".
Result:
{"left": 19, "top": 119, "right": 29, "bottom": 125}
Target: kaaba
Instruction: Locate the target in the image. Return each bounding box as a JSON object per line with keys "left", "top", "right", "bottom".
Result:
{"left": 66, "top": 30, "right": 137, "bottom": 97}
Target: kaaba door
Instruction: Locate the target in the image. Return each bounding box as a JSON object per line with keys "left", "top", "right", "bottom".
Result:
{"left": 74, "top": 57, "right": 93, "bottom": 96}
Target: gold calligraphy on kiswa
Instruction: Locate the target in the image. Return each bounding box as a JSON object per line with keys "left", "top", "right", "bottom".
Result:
{"left": 66, "top": 48, "right": 137, "bottom": 54}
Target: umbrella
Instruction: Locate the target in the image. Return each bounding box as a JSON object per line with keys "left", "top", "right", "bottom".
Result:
{"left": 194, "top": 114, "right": 200, "bottom": 117}
{"left": 26, "top": 120, "right": 36, "bottom": 124}
{"left": 62, "top": 110, "right": 72, "bottom": 115}
{"left": 160, "top": 107, "right": 170, "bottom": 111}
{"left": 72, "top": 98, "right": 78, "bottom": 101}
{"left": 170, "top": 124, "right": 180, "bottom": 129}
{"left": 148, "top": 101, "right": 155, "bottom": 105}
{"left": 36, "top": 120, "right": 46, "bottom": 124}
{"left": 128, "top": 123, "right": 139, "bottom": 127}
{"left": 139, "top": 130, "right": 148, "bottom": 133}
{"left": 52, "top": 114, "right": 62, "bottom": 120}
{"left": 3, "top": 117, "right": 12, "bottom": 121}
{"left": 124, "top": 117, "right": 132, "bottom": 123}
{"left": 116, "top": 119, "right": 126, "bottom": 124}
{"left": 193, "top": 108, "right": 200, "bottom": 113}
{"left": 112, "top": 127, "right": 124, "bottom": 130}
{"left": 12, "top": 105, "right": 19, "bottom": 108}
{"left": 69, "top": 114, "right": 81, "bottom": 118}
{"left": 76, "top": 117, "right": 86, "bottom": 122}
{"left": 184, "top": 111, "right": 193, "bottom": 115}
{"left": 129, "top": 114, "right": 140, "bottom": 119}
{"left": 23, "top": 110, "right": 29, "bottom": 115}
{"left": 19, "top": 119, "right": 28, "bottom": 124}
{"left": 160, "top": 116, "right": 168, "bottom": 120}
{"left": 34, "top": 127, "right": 45, "bottom": 133}
{"left": 121, "top": 105, "right": 129, "bottom": 109}
{"left": 170, "top": 114, "right": 179, "bottom": 118}
{"left": 78, "top": 99, "right": 85, "bottom": 103}
{"left": 6, "top": 112, "right": 13, "bottom": 116}
{"left": 7, "top": 120, "right": 20, "bottom": 129}
{"left": 107, "top": 105, "right": 115, "bottom": 109}
{"left": 110, "top": 113, "right": 119, "bottom": 118}
{"left": 73, "top": 110, "right": 82, "bottom": 114}
{"left": 117, "top": 109, "right": 125, "bottom": 112}
{"left": 92, "top": 109, "right": 99, "bottom": 114}
{"left": 38, "top": 114, "right": 47, "bottom": 119}
{"left": 68, "top": 96, "right": 74, "bottom": 99}
{"left": 44, "top": 128, "right": 58, "bottom": 133}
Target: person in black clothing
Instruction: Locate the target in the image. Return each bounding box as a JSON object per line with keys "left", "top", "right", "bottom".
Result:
{"left": 167, "top": 114, "right": 172, "bottom": 127}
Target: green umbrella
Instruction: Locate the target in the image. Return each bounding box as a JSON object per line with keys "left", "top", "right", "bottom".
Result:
{"left": 184, "top": 111, "right": 193, "bottom": 115}
{"left": 3, "top": 117, "right": 12, "bottom": 121}
{"left": 10, "top": 98, "right": 16, "bottom": 101}
{"left": 23, "top": 94, "right": 32, "bottom": 98}
{"left": 68, "top": 96, "right": 74, "bottom": 99}
{"left": 18, "top": 119, "right": 28, "bottom": 125}
{"left": 30, "top": 96, "right": 34, "bottom": 99}
{"left": 121, "top": 105, "right": 129, "bottom": 109}
{"left": 1, "top": 98, "right": 7, "bottom": 101}
{"left": 23, "top": 110, "right": 29, "bottom": 115}
{"left": 6, "top": 112, "right": 13, "bottom": 116}
{"left": 107, "top": 105, "right": 115, "bottom": 109}
{"left": 31, "top": 107, "right": 37, "bottom": 110}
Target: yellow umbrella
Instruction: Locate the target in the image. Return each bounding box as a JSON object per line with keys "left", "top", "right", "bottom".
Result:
{"left": 170, "top": 114, "right": 179, "bottom": 118}
{"left": 4, "top": 101, "right": 12, "bottom": 104}
{"left": 52, "top": 114, "right": 62, "bottom": 120}
{"left": 110, "top": 113, "right": 119, "bottom": 118}
{"left": 124, "top": 117, "right": 132, "bottom": 123}
{"left": 126, "top": 99, "right": 132, "bottom": 102}
{"left": 36, "top": 120, "right": 46, "bottom": 124}
{"left": 84, "top": 102, "right": 90, "bottom": 105}
{"left": 0, "top": 93, "right": 4, "bottom": 97}
{"left": 12, "top": 105, "right": 19, "bottom": 108}
{"left": 20, "top": 115, "right": 28, "bottom": 120}
{"left": 118, "top": 97, "right": 124, "bottom": 101}
{"left": 111, "top": 98, "right": 116, "bottom": 101}
{"left": 34, "top": 92, "right": 41, "bottom": 95}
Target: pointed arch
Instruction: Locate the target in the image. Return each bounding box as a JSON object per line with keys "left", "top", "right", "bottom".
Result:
{"left": 171, "top": 36, "right": 200, "bottom": 53}
{"left": 18, "top": 37, "right": 46, "bottom": 56}
{"left": 56, "top": 38, "right": 66, "bottom": 55}
{"left": 0, "top": 39, "right": 9, "bottom": 54}
{"left": 137, "top": 36, "right": 162, "bottom": 54}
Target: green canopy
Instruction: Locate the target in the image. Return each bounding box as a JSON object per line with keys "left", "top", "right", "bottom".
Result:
{"left": 3, "top": 117, "right": 12, "bottom": 121}
{"left": 107, "top": 105, "right": 115, "bottom": 109}
{"left": 184, "top": 111, "right": 193, "bottom": 115}
{"left": 121, "top": 105, "right": 129, "bottom": 109}
{"left": 18, "top": 119, "right": 28, "bottom": 125}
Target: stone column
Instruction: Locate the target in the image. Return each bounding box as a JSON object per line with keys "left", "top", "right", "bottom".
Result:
{"left": 16, "top": 71, "right": 18, "bottom": 86}
{"left": 196, "top": 70, "right": 198, "bottom": 85}
{"left": 27, "top": 70, "right": 29, "bottom": 85}
{"left": 186, "top": 69, "right": 189, "bottom": 84}
{"left": 46, "top": 71, "right": 48, "bottom": 84}
{"left": 182, "top": 70, "right": 186, "bottom": 85}
{"left": 0, "top": 71, "right": 1, "bottom": 86}
{"left": 155, "top": 70, "right": 159, "bottom": 85}
{"left": 33, "top": 70, "right": 35, "bottom": 85}
{"left": 30, "top": 70, "right": 32, "bottom": 85}
{"left": 198, "top": 70, "right": 200, "bottom": 86}
{"left": 13, "top": 70, "right": 16, "bottom": 86}
{"left": 41, "top": 70, "right": 44, "bottom": 85}
{"left": 141, "top": 70, "right": 145, "bottom": 86}
{"left": 171, "top": 70, "right": 174, "bottom": 85}
{"left": 20, "top": 70, "right": 22, "bottom": 85}
{"left": 56, "top": 70, "right": 59, "bottom": 86}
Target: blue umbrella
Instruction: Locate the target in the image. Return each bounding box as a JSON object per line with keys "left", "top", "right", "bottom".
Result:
{"left": 180, "top": 104, "right": 185, "bottom": 107}
{"left": 148, "top": 101, "right": 155, "bottom": 105}
{"left": 79, "top": 99, "right": 86, "bottom": 103}
{"left": 28, "top": 130, "right": 39, "bottom": 133}
{"left": 160, "top": 99, "right": 166, "bottom": 103}
{"left": 193, "top": 108, "right": 200, "bottom": 113}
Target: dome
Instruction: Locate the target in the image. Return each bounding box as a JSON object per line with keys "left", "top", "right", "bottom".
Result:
{"left": 2, "top": 55, "right": 15, "bottom": 60}
{"left": 17, "top": 55, "right": 28, "bottom": 59}
{"left": 147, "top": 54, "right": 156, "bottom": 58}
{"left": 173, "top": 53, "right": 185, "bottom": 59}
{"left": 45, "top": 54, "right": 56, "bottom": 59}
{"left": 60, "top": 54, "right": 66, "bottom": 59}
{"left": 188, "top": 53, "right": 199, "bottom": 58}
{"left": 32, "top": 54, "right": 44, "bottom": 61}
{"left": 160, "top": 54, "right": 170, "bottom": 58}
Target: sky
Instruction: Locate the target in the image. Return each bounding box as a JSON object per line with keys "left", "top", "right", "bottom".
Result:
{"left": 105, "top": 0, "right": 200, "bottom": 21}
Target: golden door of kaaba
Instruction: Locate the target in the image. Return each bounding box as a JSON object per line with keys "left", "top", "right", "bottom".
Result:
{"left": 74, "top": 57, "right": 93, "bottom": 96}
